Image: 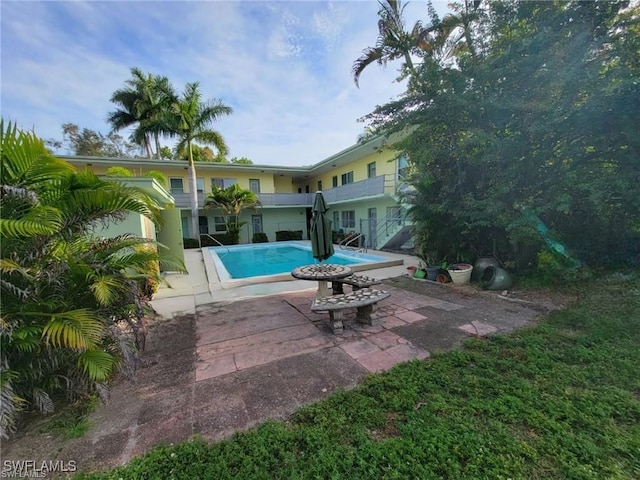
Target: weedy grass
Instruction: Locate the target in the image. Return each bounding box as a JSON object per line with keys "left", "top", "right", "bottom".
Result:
{"left": 41, "top": 395, "right": 99, "bottom": 439}
{"left": 75, "top": 276, "right": 640, "bottom": 479}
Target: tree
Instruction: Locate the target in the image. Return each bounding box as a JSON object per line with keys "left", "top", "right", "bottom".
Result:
{"left": 176, "top": 144, "right": 217, "bottom": 163}
{"left": 46, "top": 123, "right": 137, "bottom": 157}
{"left": 363, "top": 1, "right": 640, "bottom": 271}
{"left": 107, "top": 67, "right": 177, "bottom": 159}
{"left": 229, "top": 157, "right": 253, "bottom": 165}
{"left": 1, "top": 121, "right": 182, "bottom": 438}
{"left": 165, "top": 82, "right": 232, "bottom": 243}
{"left": 352, "top": 0, "right": 433, "bottom": 87}
{"left": 204, "top": 184, "right": 260, "bottom": 243}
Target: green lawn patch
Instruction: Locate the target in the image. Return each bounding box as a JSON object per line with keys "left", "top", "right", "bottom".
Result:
{"left": 76, "top": 276, "right": 640, "bottom": 480}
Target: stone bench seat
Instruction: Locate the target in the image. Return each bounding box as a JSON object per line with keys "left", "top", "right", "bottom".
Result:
{"left": 311, "top": 288, "right": 391, "bottom": 335}
{"left": 331, "top": 274, "right": 381, "bottom": 294}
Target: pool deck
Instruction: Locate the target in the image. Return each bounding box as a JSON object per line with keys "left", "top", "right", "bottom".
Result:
{"left": 152, "top": 246, "right": 416, "bottom": 317}
{"left": 3, "top": 248, "right": 551, "bottom": 473}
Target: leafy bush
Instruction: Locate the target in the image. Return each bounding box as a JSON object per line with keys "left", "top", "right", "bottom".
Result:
{"left": 183, "top": 238, "right": 200, "bottom": 249}
{"left": 143, "top": 170, "right": 168, "bottom": 188}
{"left": 0, "top": 121, "right": 180, "bottom": 438}
{"left": 252, "top": 232, "right": 268, "bottom": 243}
{"left": 275, "top": 230, "right": 303, "bottom": 241}
{"left": 105, "top": 166, "right": 134, "bottom": 177}
{"left": 200, "top": 233, "right": 238, "bottom": 246}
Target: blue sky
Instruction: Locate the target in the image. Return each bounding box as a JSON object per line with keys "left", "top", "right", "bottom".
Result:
{"left": 1, "top": 0, "right": 449, "bottom": 167}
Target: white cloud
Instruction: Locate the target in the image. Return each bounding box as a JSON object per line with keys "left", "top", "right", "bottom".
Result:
{"left": 1, "top": 0, "right": 451, "bottom": 166}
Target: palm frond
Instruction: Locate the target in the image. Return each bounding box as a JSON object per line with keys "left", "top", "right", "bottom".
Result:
{"left": 0, "top": 374, "right": 25, "bottom": 439}
{"left": 76, "top": 349, "right": 118, "bottom": 382}
{"left": 0, "top": 205, "right": 62, "bottom": 238}
{"left": 88, "top": 274, "right": 124, "bottom": 307}
{"left": 31, "top": 387, "right": 54, "bottom": 414}
{"left": 41, "top": 309, "right": 104, "bottom": 350}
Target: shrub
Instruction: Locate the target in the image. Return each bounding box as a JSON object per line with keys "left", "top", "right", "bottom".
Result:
{"left": 105, "top": 166, "right": 134, "bottom": 177}
{"left": 252, "top": 233, "right": 268, "bottom": 243}
{"left": 275, "top": 230, "right": 303, "bottom": 241}
{"left": 143, "top": 170, "right": 168, "bottom": 188}
{"left": 183, "top": 238, "right": 200, "bottom": 249}
{"left": 200, "top": 233, "right": 238, "bottom": 246}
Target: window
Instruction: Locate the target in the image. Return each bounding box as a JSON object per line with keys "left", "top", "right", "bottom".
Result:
{"left": 211, "top": 178, "right": 237, "bottom": 189}
{"left": 249, "top": 179, "right": 260, "bottom": 194}
{"left": 332, "top": 176, "right": 338, "bottom": 188}
{"left": 397, "top": 154, "right": 409, "bottom": 180}
{"left": 181, "top": 216, "right": 190, "bottom": 237}
{"left": 367, "top": 162, "right": 376, "bottom": 178}
{"left": 333, "top": 211, "right": 340, "bottom": 231}
{"left": 341, "top": 171, "right": 354, "bottom": 185}
{"left": 198, "top": 216, "right": 209, "bottom": 234}
{"left": 252, "top": 215, "right": 263, "bottom": 234}
{"left": 196, "top": 178, "right": 204, "bottom": 193}
{"left": 317, "top": 180, "right": 322, "bottom": 191}
{"left": 341, "top": 210, "right": 355, "bottom": 229}
{"left": 213, "top": 216, "right": 226, "bottom": 233}
{"left": 170, "top": 178, "right": 184, "bottom": 194}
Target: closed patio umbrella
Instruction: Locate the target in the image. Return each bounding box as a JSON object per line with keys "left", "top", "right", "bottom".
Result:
{"left": 310, "top": 191, "right": 334, "bottom": 264}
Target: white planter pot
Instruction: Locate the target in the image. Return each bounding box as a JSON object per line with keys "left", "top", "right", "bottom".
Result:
{"left": 447, "top": 263, "right": 473, "bottom": 285}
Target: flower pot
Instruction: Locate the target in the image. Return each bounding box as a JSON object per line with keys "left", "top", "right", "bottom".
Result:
{"left": 471, "top": 256, "right": 501, "bottom": 282}
{"left": 435, "top": 273, "right": 449, "bottom": 283}
{"left": 447, "top": 263, "right": 473, "bottom": 285}
{"left": 413, "top": 268, "right": 426, "bottom": 279}
{"left": 425, "top": 266, "right": 441, "bottom": 281}
{"left": 480, "top": 266, "right": 513, "bottom": 290}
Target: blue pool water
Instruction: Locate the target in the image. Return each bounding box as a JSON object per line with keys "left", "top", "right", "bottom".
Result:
{"left": 208, "top": 241, "right": 385, "bottom": 280}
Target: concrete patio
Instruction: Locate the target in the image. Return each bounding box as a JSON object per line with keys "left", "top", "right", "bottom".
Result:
{"left": 2, "top": 248, "right": 550, "bottom": 476}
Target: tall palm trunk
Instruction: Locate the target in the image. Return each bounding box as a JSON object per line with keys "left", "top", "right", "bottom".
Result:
{"left": 154, "top": 133, "right": 162, "bottom": 159}
{"left": 187, "top": 141, "right": 200, "bottom": 246}
{"left": 144, "top": 135, "right": 153, "bottom": 158}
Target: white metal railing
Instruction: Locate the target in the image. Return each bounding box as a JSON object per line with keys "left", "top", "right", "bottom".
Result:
{"left": 169, "top": 175, "right": 396, "bottom": 208}
{"left": 339, "top": 233, "right": 367, "bottom": 253}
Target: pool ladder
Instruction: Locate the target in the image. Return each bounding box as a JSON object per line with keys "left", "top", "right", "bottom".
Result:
{"left": 339, "top": 233, "right": 367, "bottom": 254}
{"left": 201, "top": 234, "right": 231, "bottom": 256}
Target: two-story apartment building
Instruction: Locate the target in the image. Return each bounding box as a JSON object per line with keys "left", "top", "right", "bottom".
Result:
{"left": 61, "top": 135, "right": 412, "bottom": 252}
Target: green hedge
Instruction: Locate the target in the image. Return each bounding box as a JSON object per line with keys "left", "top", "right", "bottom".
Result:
{"left": 275, "top": 230, "right": 303, "bottom": 241}
{"left": 201, "top": 233, "right": 238, "bottom": 246}
{"left": 183, "top": 233, "right": 240, "bottom": 249}
{"left": 183, "top": 238, "right": 199, "bottom": 249}
{"left": 252, "top": 233, "right": 269, "bottom": 243}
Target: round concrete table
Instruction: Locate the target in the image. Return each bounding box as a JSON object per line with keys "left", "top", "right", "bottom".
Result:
{"left": 291, "top": 264, "right": 353, "bottom": 298}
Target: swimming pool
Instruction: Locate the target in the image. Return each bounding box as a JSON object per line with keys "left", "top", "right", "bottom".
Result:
{"left": 207, "top": 241, "right": 394, "bottom": 282}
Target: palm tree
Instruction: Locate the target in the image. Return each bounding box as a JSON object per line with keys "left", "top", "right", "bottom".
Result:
{"left": 166, "top": 82, "right": 232, "bottom": 243}
{"left": 107, "top": 67, "right": 176, "bottom": 159}
{"left": 353, "top": 0, "right": 484, "bottom": 87}
{"left": 352, "top": 0, "right": 431, "bottom": 87}
{"left": 205, "top": 184, "right": 261, "bottom": 243}
{"left": 0, "top": 121, "right": 178, "bottom": 438}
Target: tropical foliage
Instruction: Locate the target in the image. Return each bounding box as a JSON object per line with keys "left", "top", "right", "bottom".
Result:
{"left": 107, "top": 67, "right": 177, "bottom": 159}
{"left": 0, "top": 121, "right": 177, "bottom": 438}
{"left": 361, "top": 0, "right": 640, "bottom": 272}
{"left": 165, "top": 82, "right": 233, "bottom": 242}
{"left": 46, "top": 123, "right": 138, "bottom": 158}
{"left": 205, "top": 183, "right": 261, "bottom": 243}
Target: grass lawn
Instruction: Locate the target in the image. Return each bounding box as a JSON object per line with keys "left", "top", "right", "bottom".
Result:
{"left": 76, "top": 275, "right": 640, "bottom": 480}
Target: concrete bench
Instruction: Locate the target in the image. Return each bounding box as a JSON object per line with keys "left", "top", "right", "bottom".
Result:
{"left": 311, "top": 288, "right": 391, "bottom": 335}
{"left": 331, "top": 274, "right": 381, "bottom": 295}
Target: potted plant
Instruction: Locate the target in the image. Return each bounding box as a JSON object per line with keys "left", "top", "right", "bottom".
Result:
{"left": 416, "top": 248, "right": 443, "bottom": 281}
{"left": 446, "top": 263, "right": 474, "bottom": 285}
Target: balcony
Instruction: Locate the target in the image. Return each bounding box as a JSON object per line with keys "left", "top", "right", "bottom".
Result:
{"left": 169, "top": 175, "right": 397, "bottom": 209}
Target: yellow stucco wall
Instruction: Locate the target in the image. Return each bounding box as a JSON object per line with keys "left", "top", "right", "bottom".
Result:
{"left": 303, "top": 147, "right": 400, "bottom": 193}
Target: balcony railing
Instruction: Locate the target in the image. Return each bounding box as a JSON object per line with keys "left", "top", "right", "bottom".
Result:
{"left": 258, "top": 192, "right": 313, "bottom": 206}
{"left": 169, "top": 175, "right": 397, "bottom": 209}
